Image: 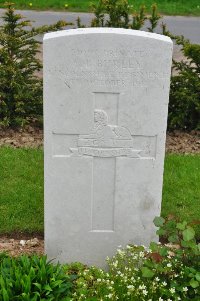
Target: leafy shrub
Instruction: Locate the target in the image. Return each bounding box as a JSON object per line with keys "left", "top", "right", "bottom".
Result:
{"left": 0, "top": 3, "right": 70, "bottom": 128}
{"left": 71, "top": 217, "right": 200, "bottom": 300}
{"left": 168, "top": 41, "right": 200, "bottom": 130}
{"left": 0, "top": 254, "right": 76, "bottom": 300}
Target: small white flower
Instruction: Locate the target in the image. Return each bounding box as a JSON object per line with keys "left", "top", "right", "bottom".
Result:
{"left": 142, "top": 289, "right": 148, "bottom": 295}
{"left": 169, "top": 287, "right": 175, "bottom": 294}
{"left": 162, "top": 281, "right": 167, "bottom": 286}
{"left": 183, "top": 287, "right": 188, "bottom": 292}
{"left": 159, "top": 298, "right": 163, "bottom": 301}
{"left": 127, "top": 285, "right": 134, "bottom": 290}
{"left": 139, "top": 284, "right": 146, "bottom": 290}
{"left": 167, "top": 263, "right": 172, "bottom": 268}
{"left": 155, "top": 277, "right": 160, "bottom": 282}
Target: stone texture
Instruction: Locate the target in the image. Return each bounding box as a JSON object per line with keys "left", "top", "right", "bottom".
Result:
{"left": 44, "top": 28, "right": 173, "bottom": 267}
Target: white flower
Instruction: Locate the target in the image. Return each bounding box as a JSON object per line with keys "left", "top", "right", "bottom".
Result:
{"left": 117, "top": 249, "right": 125, "bottom": 256}
{"left": 183, "top": 287, "right": 188, "bottom": 292}
{"left": 142, "top": 289, "right": 148, "bottom": 295}
{"left": 139, "top": 284, "right": 146, "bottom": 290}
{"left": 127, "top": 285, "right": 134, "bottom": 290}
{"left": 112, "top": 260, "right": 118, "bottom": 268}
{"left": 97, "top": 278, "right": 101, "bottom": 282}
{"left": 159, "top": 298, "right": 163, "bottom": 301}
{"left": 155, "top": 277, "right": 160, "bottom": 282}
{"left": 167, "top": 263, "right": 172, "bottom": 268}
{"left": 162, "top": 281, "right": 167, "bottom": 286}
{"left": 169, "top": 287, "right": 175, "bottom": 294}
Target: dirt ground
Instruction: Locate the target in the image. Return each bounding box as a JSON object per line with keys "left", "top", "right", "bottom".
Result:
{"left": 0, "top": 237, "right": 44, "bottom": 257}
{"left": 0, "top": 127, "right": 200, "bottom": 154}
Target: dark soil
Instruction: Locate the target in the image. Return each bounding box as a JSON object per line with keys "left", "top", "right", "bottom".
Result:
{"left": 0, "top": 127, "right": 199, "bottom": 154}
{"left": 0, "top": 237, "right": 44, "bottom": 257}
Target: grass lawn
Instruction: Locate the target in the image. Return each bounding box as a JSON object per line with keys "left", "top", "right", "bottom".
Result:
{"left": 0, "top": 0, "right": 200, "bottom": 16}
{"left": 0, "top": 147, "right": 199, "bottom": 238}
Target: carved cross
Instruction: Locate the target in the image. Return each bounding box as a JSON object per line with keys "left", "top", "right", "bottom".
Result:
{"left": 52, "top": 92, "right": 157, "bottom": 232}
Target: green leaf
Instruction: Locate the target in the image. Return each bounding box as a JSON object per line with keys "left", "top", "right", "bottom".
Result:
{"left": 141, "top": 267, "right": 154, "bottom": 278}
{"left": 168, "top": 234, "right": 179, "bottom": 243}
{"left": 33, "top": 282, "right": 42, "bottom": 291}
{"left": 183, "top": 227, "right": 195, "bottom": 241}
{"left": 190, "top": 278, "right": 199, "bottom": 288}
{"left": 195, "top": 273, "right": 200, "bottom": 282}
{"left": 2, "top": 288, "right": 9, "bottom": 301}
{"left": 44, "top": 284, "right": 53, "bottom": 292}
{"left": 149, "top": 242, "right": 158, "bottom": 251}
{"left": 159, "top": 247, "right": 168, "bottom": 256}
{"left": 156, "top": 229, "right": 166, "bottom": 236}
{"left": 176, "top": 221, "right": 187, "bottom": 230}
{"left": 153, "top": 216, "right": 165, "bottom": 227}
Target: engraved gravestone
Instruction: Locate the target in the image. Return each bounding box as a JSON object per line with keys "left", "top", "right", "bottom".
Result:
{"left": 44, "top": 28, "right": 172, "bottom": 267}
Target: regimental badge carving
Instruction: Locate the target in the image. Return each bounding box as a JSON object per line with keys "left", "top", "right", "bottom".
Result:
{"left": 70, "top": 110, "right": 141, "bottom": 158}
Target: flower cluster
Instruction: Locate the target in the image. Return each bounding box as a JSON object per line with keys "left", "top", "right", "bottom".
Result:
{"left": 70, "top": 243, "right": 199, "bottom": 300}
{"left": 68, "top": 218, "right": 200, "bottom": 300}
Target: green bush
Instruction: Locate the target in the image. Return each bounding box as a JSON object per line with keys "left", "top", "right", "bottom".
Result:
{"left": 0, "top": 3, "right": 70, "bottom": 128}
{"left": 71, "top": 217, "right": 200, "bottom": 300}
{"left": 0, "top": 254, "right": 76, "bottom": 300}
{"left": 168, "top": 41, "right": 200, "bottom": 130}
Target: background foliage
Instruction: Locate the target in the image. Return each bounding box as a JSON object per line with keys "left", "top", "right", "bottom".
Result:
{"left": 0, "top": 1, "right": 199, "bottom": 130}
{"left": 0, "top": 3, "right": 69, "bottom": 127}
{"left": 168, "top": 39, "right": 200, "bottom": 130}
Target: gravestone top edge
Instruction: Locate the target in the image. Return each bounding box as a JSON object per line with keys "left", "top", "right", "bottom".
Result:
{"left": 43, "top": 27, "right": 172, "bottom": 44}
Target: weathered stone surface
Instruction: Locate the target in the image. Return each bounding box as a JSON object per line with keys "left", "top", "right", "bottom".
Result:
{"left": 44, "top": 28, "right": 173, "bottom": 267}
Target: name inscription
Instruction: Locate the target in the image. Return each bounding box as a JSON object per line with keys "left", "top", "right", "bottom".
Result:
{"left": 48, "top": 48, "right": 169, "bottom": 88}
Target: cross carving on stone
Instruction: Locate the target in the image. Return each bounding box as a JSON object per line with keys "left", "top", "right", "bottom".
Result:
{"left": 52, "top": 92, "right": 157, "bottom": 232}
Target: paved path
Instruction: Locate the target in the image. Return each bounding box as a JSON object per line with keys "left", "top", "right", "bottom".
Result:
{"left": 0, "top": 9, "right": 200, "bottom": 44}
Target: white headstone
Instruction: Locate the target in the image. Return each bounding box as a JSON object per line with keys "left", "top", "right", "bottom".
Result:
{"left": 44, "top": 28, "right": 172, "bottom": 267}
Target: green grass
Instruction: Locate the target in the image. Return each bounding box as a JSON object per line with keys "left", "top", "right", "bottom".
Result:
{"left": 0, "top": 147, "right": 43, "bottom": 234}
{"left": 0, "top": 0, "right": 200, "bottom": 16}
{"left": 0, "top": 147, "right": 200, "bottom": 238}
{"left": 162, "top": 154, "right": 200, "bottom": 231}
